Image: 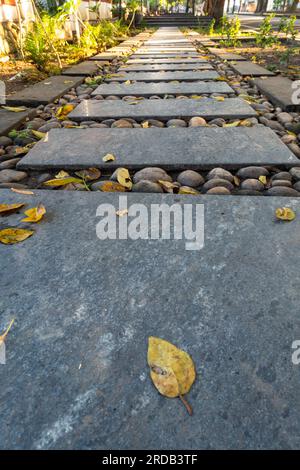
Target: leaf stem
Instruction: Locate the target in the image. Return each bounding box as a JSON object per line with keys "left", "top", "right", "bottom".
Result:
{"left": 179, "top": 394, "right": 193, "bottom": 416}
{"left": 0, "top": 319, "right": 15, "bottom": 342}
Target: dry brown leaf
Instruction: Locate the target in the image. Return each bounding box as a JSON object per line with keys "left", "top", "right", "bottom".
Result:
{"left": 0, "top": 203, "right": 25, "bottom": 216}
{"left": 178, "top": 187, "right": 200, "bottom": 195}
{"left": 99, "top": 181, "right": 126, "bottom": 192}
{"left": 10, "top": 188, "right": 35, "bottom": 195}
{"left": 22, "top": 204, "right": 46, "bottom": 223}
{"left": 44, "top": 177, "right": 83, "bottom": 187}
{"left": 75, "top": 168, "right": 101, "bottom": 181}
{"left": 0, "top": 228, "right": 34, "bottom": 244}
{"left": 102, "top": 153, "right": 116, "bottom": 162}
{"left": 116, "top": 209, "right": 128, "bottom": 217}
{"left": 259, "top": 175, "right": 267, "bottom": 185}
{"left": 116, "top": 168, "right": 132, "bottom": 190}
{"left": 148, "top": 337, "right": 196, "bottom": 415}
{"left": 275, "top": 207, "right": 296, "bottom": 221}
{"left": 1, "top": 106, "right": 26, "bottom": 112}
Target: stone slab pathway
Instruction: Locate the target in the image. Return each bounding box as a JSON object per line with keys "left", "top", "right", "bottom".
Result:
{"left": 252, "top": 76, "right": 300, "bottom": 112}
{"left": 5, "top": 75, "right": 85, "bottom": 106}
{"left": 0, "top": 107, "right": 36, "bottom": 137}
{"left": 228, "top": 61, "right": 275, "bottom": 77}
{"left": 1, "top": 189, "right": 300, "bottom": 449}
{"left": 18, "top": 126, "right": 297, "bottom": 171}
{"left": 91, "top": 81, "right": 234, "bottom": 97}
{"left": 126, "top": 57, "right": 208, "bottom": 64}
{"left": 207, "top": 48, "right": 247, "bottom": 61}
{"left": 120, "top": 63, "right": 213, "bottom": 72}
{"left": 69, "top": 98, "right": 257, "bottom": 121}
{"left": 62, "top": 61, "right": 103, "bottom": 76}
{"left": 105, "top": 70, "right": 220, "bottom": 82}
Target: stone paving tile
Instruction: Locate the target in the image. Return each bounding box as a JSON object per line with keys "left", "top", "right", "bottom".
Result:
{"left": 105, "top": 71, "right": 220, "bottom": 82}
{"left": 62, "top": 61, "right": 103, "bottom": 76}
{"left": 228, "top": 61, "right": 275, "bottom": 77}
{"left": 1, "top": 189, "right": 300, "bottom": 449}
{"left": 91, "top": 81, "right": 234, "bottom": 97}
{"left": 18, "top": 126, "right": 297, "bottom": 171}
{"left": 5, "top": 75, "right": 85, "bottom": 106}
{"left": 120, "top": 63, "right": 214, "bottom": 72}
{"left": 0, "top": 107, "right": 36, "bottom": 136}
{"left": 252, "top": 76, "right": 300, "bottom": 112}
{"left": 69, "top": 97, "right": 257, "bottom": 121}
{"left": 126, "top": 58, "right": 208, "bottom": 64}
{"left": 207, "top": 48, "right": 247, "bottom": 61}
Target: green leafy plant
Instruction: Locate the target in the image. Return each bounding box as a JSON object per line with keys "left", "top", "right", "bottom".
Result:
{"left": 219, "top": 16, "right": 241, "bottom": 47}
{"left": 278, "top": 16, "right": 297, "bottom": 42}
{"left": 208, "top": 18, "right": 216, "bottom": 37}
{"left": 256, "top": 14, "right": 279, "bottom": 48}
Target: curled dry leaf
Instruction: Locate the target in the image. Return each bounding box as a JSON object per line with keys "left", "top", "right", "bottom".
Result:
{"left": 56, "top": 104, "right": 75, "bottom": 120}
{"left": 233, "top": 176, "right": 240, "bottom": 186}
{"left": 75, "top": 168, "right": 101, "bottom": 181}
{"left": 116, "top": 168, "right": 132, "bottom": 190}
{"left": 142, "top": 121, "right": 149, "bottom": 128}
{"left": 22, "top": 204, "right": 46, "bottom": 223}
{"left": 1, "top": 106, "right": 26, "bottom": 112}
{"left": 0, "top": 319, "right": 15, "bottom": 347}
{"left": 102, "top": 153, "right": 116, "bottom": 162}
{"left": 0, "top": 203, "right": 25, "bottom": 216}
{"left": 223, "top": 121, "right": 241, "bottom": 128}
{"left": 158, "top": 180, "right": 179, "bottom": 193}
{"left": 178, "top": 187, "right": 200, "bottom": 195}
{"left": 214, "top": 96, "right": 225, "bottom": 102}
{"left": 275, "top": 207, "right": 296, "bottom": 221}
{"left": 116, "top": 209, "right": 128, "bottom": 217}
{"left": 147, "top": 337, "right": 196, "bottom": 416}
{"left": 55, "top": 170, "right": 70, "bottom": 179}
{"left": 10, "top": 188, "right": 35, "bottom": 195}
{"left": 0, "top": 228, "right": 34, "bottom": 244}
{"left": 31, "top": 130, "right": 46, "bottom": 140}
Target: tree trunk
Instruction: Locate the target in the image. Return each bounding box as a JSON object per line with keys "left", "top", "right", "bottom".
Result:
{"left": 205, "top": 0, "right": 225, "bottom": 21}
{"left": 255, "top": 0, "right": 268, "bottom": 13}
{"left": 186, "top": 0, "right": 189, "bottom": 13}
{"left": 288, "top": 0, "right": 299, "bottom": 12}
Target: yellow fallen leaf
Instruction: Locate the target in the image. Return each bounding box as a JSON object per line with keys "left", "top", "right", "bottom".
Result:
{"left": 0, "top": 203, "right": 25, "bottom": 216}
{"left": 56, "top": 104, "right": 75, "bottom": 120}
{"left": 0, "top": 319, "right": 15, "bottom": 347}
{"left": 124, "top": 80, "right": 131, "bottom": 85}
{"left": 43, "top": 177, "right": 83, "bottom": 187}
{"left": 0, "top": 228, "right": 34, "bottom": 244}
{"left": 128, "top": 101, "right": 140, "bottom": 105}
{"left": 148, "top": 337, "right": 196, "bottom": 415}
{"left": 190, "top": 95, "right": 202, "bottom": 100}
{"left": 223, "top": 121, "right": 241, "bottom": 127}
{"left": 233, "top": 176, "right": 240, "bottom": 186}
{"left": 240, "top": 119, "right": 253, "bottom": 127}
{"left": 214, "top": 96, "right": 225, "bottom": 101}
{"left": 31, "top": 130, "right": 46, "bottom": 140}
{"left": 22, "top": 204, "right": 46, "bottom": 223}
{"left": 259, "top": 175, "right": 267, "bottom": 185}
{"left": 1, "top": 106, "right": 26, "bottom": 112}
{"left": 10, "top": 188, "right": 35, "bottom": 195}
{"left": 102, "top": 153, "right": 116, "bottom": 162}
{"left": 116, "top": 168, "right": 132, "bottom": 190}
{"left": 75, "top": 168, "right": 101, "bottom": 181}
{"left": 178, "top": 187, "right": 200, "bottom": 195}
{"left": 275, "top": 207, "right": 296, "bottom": 221}
{"left": 158, "top": 180, "right": 178, "bottom": 193}
{"left": 14, "top": 147, "right": 29, "bottom": 155}
{"left": 55, "top": 170, "right": 69, "bottom": 179}
{"left": 142, "top": 121, "right": 149, "bottom": 128}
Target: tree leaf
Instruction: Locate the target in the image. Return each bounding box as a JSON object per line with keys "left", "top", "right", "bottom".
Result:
{"left": 10, "top": 188, "right": 35, "bottom": 195}
{"left": 223, "top": 121, "right": 241, "bottom": 127}
{"left": 56, "top": 104, "right": 75, "bottom": 120}
{"left": 142, "top": 121, "right": 149, "bottom": 128}
{"left": 0, "top": 203, "right": 25, "bottom": 216}
{"left": 75, "top": 168, "right": 101, "bottom": 181}
{"left": 43, "top": 177, "right": 83, "bottom": 187}
{"left": 116, "top": 168, "right": 132, "bottom": 190}
{"left": 148, "top": 337, "right": 196, "bottom": 415}
{"left": 1, "top": 106, "right": 26, "bottom": 112}
{"left": 99, "top": 181, "right": 126, "bottom": 192}
{"left": 158, "top": 180, "right": 179, "bottom": 193}
{"left": 22, "top": 204, "right": 46, "bottom": 223}
{"left": 0, "top": 228, "right": 34, "bottom": 244}
{"left": 275, "top": 207, "right": 296, "bottom": 221}
{"left": 214, "top": 96, "right": 225, "bottom": 101}
{"left": 178, "top": 187, "right": 200, "bottom": 195}
{"left": 31, "top": 130, "right": 46, "bottom": 140}
{"left": 259, "top": 175, "right": 267, "bottom": 185}
{"left": 102, "top": 153, "right": 116, "bottom": 162}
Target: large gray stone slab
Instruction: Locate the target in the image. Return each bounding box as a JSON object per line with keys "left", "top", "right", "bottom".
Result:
{"left": 252, "top": 76, "right": 300, "bottom": 112}
{"left": 120, "top": 63, "right": 213, "bottom": 72}
{"left": 5, "top": 76, "right": 84, "bottom": 106}
{"left": 229, "top": 61, "right": 275, "bottom": 77}
{"left": 207, "top": 48, "right": 247, "bottom": 61}
{"left": 90, "top": 53, "right": 121, "bottom": 61}
{"left": 91, "top": 81, "right": 234, "bottom": 97}
{"left": 105, "top": 71, "right": 220, "bottom": 82}
{"left": 131, "top": 53, "right": 201, "bottom": 58}
{"left": 18, "top": 126, "right": 297, "bottom": 171}
{"left": 62, "top": 61, "right": 102, "bottom": 76}
{"left": 69, "top": 97, "right": 257, "bottom": 121}
{"left": 1, "top": 189, "right": 300, "bottom": 449}
{"left": 127, "top": 58, "right": 208, "bottom": 64}
{"left": 0, "top": 107, "right": 36, "bottom": 137}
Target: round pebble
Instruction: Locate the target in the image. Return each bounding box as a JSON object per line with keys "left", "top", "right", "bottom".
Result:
{"left": 203, "top": 178, "right": 234, "bottom": 192}
{"left": 166, "top": 119, "right": 187, "bottom": 128}
{"left": 266, "top": 187, "right": 300, "bottom": 197}
{"left": 133, "top": 167, "right": 172, "bottom": 184}
{"left": 177, "top": 170, "right": 204, "bottom": 187}
{"left": 241, "top": 179, "right": 264, "bottom": 191}
{"left": 207, "top": 168, "right": 234, "bottom": 182}
{"left": 206, "top": 187, "right": 231, "bottom": 195}
{"left": 111, "top": 119, "right": 133, "bottom": 128}
{"left": 236, "top": 166, "right": 269, "bottom": 180}
{"left": 132, "top": 180, "right": 164, "bottom": 193}
{"left": 189, "top": 117, "right": 207, "bottom": 127}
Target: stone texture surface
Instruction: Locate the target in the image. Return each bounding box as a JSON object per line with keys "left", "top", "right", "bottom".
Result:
{"left": 0, "top": 107, "right": 36, "bottom": 137}
{"left": 252, "top": 76, "right": 300, "bottom": 112}
{"left": 92, "top": 81, "right": 234, "bottom": 97}
{"left": 207, "top": 48, "right": 247, "bottom": 61}
{"left": 5, "top": 76, "right": 84, "bottom": 106}
{"left": 69, "top": 98, "right": 257, "bottom": 121}
{"left": 17, "top": 126, "right": 297, "bottom": 171}
{"left": 131, "top": 53, "right": 201, "bottom": 59}
{"left": 127, "top": 58, "right": 208, "bottom": 64}
{"left": 120, "top": 63, "right": 213, "bottom": 72}
{"left": 105, "top": 71, "right": 219, "bottom": 82}
{"left": 1, "top": 190, "right": 300, "bottom": 449}
{"left": 228, "top": 61, "right": 275, "bottom": 77}
{"left": 62, "top": 61, "right": 103, "bottom": 76}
